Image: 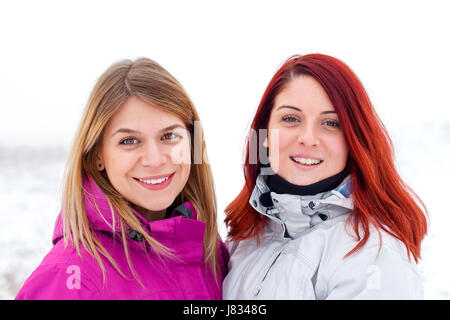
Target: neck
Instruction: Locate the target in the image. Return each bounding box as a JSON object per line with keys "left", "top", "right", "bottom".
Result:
{"left": 130, "top": 203, "right": 166, "bottom": 222}
{"left": 266, "top": 170, "right": 348, "bottom": 196}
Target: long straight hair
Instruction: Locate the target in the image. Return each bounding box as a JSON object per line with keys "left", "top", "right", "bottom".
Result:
{"left": 63, "top": 58, "right": 220, "bottom": 284}
{"left": 225, "top": 53, "right": 428, "bottom": 262}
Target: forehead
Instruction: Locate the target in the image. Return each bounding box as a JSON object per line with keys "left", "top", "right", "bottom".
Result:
{"left": 105, "top": 96, "right": 186, "bottom": 133}
{"left": 273, "top": 76, "right": 334, "bottom": 112}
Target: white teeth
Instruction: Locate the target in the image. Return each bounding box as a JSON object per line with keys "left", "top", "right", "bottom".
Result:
{"left": 292, "top": 157, "right": 321, "bottom": 165}
{"left": 138, "top": 177, "right": 169, "bottom": 185}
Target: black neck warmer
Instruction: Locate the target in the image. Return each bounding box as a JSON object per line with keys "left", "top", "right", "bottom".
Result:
{"left": 266, "top": 169, "right": 348, "bottom": 196}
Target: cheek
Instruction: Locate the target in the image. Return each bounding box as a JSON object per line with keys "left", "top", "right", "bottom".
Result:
{"left": 268, "top": 127, "right": 296, "bottom": 157}
{"left": 169, "top": 140, "right": 191, "bottom": 165}
{"left": 176, "top": 163, "right": 191, "bottom": 191}
{"left": 181, "top": 163, "right": 191, "bottom": 180}
{"left": 279, "top": 130, "right": 296, "bottom": 154}
{"left": 324, "top": 135, "right": 348, "bottom": 164}
{"left": 104, "top": 150, "right": 136, "bottom": 176}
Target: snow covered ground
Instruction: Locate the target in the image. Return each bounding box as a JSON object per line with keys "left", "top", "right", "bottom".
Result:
{"left": 0, "top": 120, "right": 449, "bottom": 299}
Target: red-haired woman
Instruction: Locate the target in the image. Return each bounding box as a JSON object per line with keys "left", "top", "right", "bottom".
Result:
{"left": 223, "top": 53, "right": 428, "bottom": 299}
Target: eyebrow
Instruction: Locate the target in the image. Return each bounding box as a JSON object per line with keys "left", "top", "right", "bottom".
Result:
{"left": 111, "top": 124, "right": 186, "bottom": 137}
{"left": 276, "top": 105, "right": 336, "bottom": 115}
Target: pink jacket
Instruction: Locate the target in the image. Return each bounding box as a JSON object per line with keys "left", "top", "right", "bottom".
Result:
{"left": 15, "top": 175, "right": 229, "bottom": 299}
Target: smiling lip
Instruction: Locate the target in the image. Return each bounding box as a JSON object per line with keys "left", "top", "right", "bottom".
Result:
{"left": 291, "top": 154, "right": 323, "bottom": 161}
{"left": 133, "top": 172, "right": 175, "bottom": 191}
{"left": 137, "top": 173, "right": 174, "bottom": 180}
{"left": 290, "top": 154, "right": 323, "bottom": 171}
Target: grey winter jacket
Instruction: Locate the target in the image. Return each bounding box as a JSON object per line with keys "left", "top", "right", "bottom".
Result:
{"left": 222, "top": 174, "right": 423, "bottom": 299}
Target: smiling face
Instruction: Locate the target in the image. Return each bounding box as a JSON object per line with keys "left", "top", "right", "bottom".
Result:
{"left": 98, "top": 96, "right": 191, "bottom": 219}
{"left": 265, "top": 75, "right": 349, "bottom": 186}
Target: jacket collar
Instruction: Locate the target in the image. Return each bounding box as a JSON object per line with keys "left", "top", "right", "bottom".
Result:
{"left": 52, "top": 175, "right": 199, "bottom": 249}
{"left": 249, "top": 173, "right": 353, "bottom": 239}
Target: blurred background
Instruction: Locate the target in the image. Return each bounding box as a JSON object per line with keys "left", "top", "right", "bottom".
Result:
{"left": 1, "top": 0, "right": 449, "bottom": 299}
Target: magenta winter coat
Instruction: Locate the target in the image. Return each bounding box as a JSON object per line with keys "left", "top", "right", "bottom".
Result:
{"left": 15, "top": 175, "right": 229, "bottom": 300}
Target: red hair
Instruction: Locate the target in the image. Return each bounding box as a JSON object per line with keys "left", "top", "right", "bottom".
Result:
{"left": 225, "top": 53, "right": 428, "bottom": 262}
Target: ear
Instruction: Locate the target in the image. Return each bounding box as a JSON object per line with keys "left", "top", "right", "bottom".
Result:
{"left": 96, "top": 155, "right": 104, "bottom": 171}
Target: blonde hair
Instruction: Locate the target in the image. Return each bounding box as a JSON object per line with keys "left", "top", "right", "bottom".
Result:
{"left": 62, "top": 57, "right": 220, "bottom": 285}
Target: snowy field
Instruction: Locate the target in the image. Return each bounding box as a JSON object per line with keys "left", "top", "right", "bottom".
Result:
{"left": 0, "top": 120, "right": 449, "bottom": 300}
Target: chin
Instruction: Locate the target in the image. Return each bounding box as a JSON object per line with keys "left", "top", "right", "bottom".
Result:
{"left": 291, "top": 179, "right": 318, "bottom": 186}
{"left": 286, "top": 175, "right": 321, "bottom": 186}
{"left": 143, "top": 200, "right": 174, "bottom": 212}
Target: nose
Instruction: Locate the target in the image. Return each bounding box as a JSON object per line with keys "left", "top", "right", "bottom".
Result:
{"left": 140, "top": 142, "right": 167, "bottom": 168}
{"left": 297, "top": 123, "right": 319, "bottom": 147}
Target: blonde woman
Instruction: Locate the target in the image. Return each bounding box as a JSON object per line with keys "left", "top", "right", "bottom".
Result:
{"left": 15, "top": 58, "right": 229, "bottom": 299}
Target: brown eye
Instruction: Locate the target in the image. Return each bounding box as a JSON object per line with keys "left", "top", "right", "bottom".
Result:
{"left": 282, "top": 115, "right": 300, "bottom": 123}
{"left": 161, "top": 132, "right": 181, "bottom": 141}
{"left": 324, "top": 120, "right": 340, "bottom": 128}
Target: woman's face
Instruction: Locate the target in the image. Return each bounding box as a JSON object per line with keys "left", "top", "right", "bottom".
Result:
{"left": 98, "top": 96, "right": 191, "bottom": 217}
{"left": 265, "top": 75, "right": 349, "bottom": 186}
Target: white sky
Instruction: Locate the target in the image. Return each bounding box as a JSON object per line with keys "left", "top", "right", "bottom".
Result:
{"left": 1, "top": 0, "right": 449, "bottom": 143}
{"left": 1, "top": 0, "right": 449, "bottom": 233}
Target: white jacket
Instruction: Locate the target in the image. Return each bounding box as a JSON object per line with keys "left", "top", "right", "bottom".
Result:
{"left": 223, "top": 174, "right": 423, "bottom": 300}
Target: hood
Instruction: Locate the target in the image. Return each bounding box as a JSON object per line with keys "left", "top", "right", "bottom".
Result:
{"left": 249, "top": 173, "right": 353, "bottom": 239}
{"left": 52, "top": 175, "right": 198, "bottom": 247}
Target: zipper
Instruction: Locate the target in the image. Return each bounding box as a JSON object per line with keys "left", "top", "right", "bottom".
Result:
{"left": 254, "top": 249, "right": 284, "bottom": 297}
